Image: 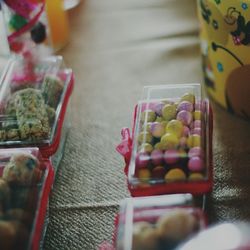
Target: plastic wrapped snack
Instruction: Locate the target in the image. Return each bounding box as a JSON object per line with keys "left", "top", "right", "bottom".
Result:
{"left": 115, "top": 194, "right": 207, "bottom": 250}
{"left": 117, "top": 84, "right": 213, "bottom": 197}
{"left": 0, "top": 147, "right": 54, "bottom": 250}
{"left": 0, "top": 56, "right": 74, "bottom": 165}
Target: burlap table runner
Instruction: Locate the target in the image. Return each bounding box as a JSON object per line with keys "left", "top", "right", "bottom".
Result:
{"left": 44, "top": 0, "right": 250, "bottom": 249}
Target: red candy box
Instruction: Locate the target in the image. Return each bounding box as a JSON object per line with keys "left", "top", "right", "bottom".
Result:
{"left": 117, "top": 84, "right": 213, "bottom": 197}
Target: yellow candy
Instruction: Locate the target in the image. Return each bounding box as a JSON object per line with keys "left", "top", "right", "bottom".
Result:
{"left": 165, "top": 168, "right": 186, "bottom": 182}
{"left": 142, "top": 123, "right": 152, "bottom": 132}
{"left": 155, "top": 116, "right": 163, "bottom": 122}
{"left": 181, "top": 93, "right": 195, "bottom": 104}
{"left": 193, "top": 110, "right": 201, "bottom": 120}
{"left": 187, "top": 135, "right": 201, "bottom": 148}
{"left": 141, "top": 110, "right": 156, "bottom": 123}
{"left": 189, "top": 173, "right": 204, "bottom": 181}
{"left": 166, "top": 120, "right": 183, "bottom": 138}
{"left": 154, "top": 142, "right": 165, "bottom": 150}
{"left": 138, "top": 169, "right": 151, "bottom": 180}
{"left": 162, "top": 104, "right": 176, "bottom": 121}
{"left": 139, "top": 143, "right": 154, "bottom": 153}
{"left": 161, "top": 133, "right": 179, "bottom": 149}
{"left": 160, "top": 121, "right": 168, "bottom": 130}
{"left": 138, "top": 132, "right": 153, "bottom": 144}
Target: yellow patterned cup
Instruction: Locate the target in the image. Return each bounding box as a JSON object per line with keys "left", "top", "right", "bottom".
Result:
{"left": 197, "top": 0, "right": 250, "bottom": 120}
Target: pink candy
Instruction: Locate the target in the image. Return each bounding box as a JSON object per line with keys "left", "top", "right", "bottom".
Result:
{"left": 177, "top": 101, "right": 194, "bottom": 112}
{"left": 164, "top": 149, "right": 179, "bottom": 164}
{"left": 188, "top": 156, "right": 203, "bottom": 172}
{"left": 136, "top": 152, "right": 150, "bottom": 168}
{"left": 151, "top": 149, "right": 164, "bottom": 166}
{"left": 177, "top": 110, "right": 193, "bottom": 126}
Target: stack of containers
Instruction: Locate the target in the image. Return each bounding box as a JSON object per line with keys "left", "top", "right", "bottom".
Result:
{"left": 0, "top": 54, "right": 74, "bottom": 249}
{"left": 114, "top": 83, "right": 213, "bottom": 249}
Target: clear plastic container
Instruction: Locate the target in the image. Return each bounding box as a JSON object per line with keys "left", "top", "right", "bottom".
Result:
{"left": 0, "top": 55, "right": 74, "bottom": 163}
{"left": 117, "top": 83, "right": 213, "bottom": 197}
{"left": 0, "top": 147, "right": 54, "bottom": 250}
{"left": 115, "top": 194, "right": 207, "bottom": 250}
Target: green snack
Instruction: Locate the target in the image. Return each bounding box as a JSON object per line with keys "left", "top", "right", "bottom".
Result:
{"left": 0, "top": 130, "right": 6, "bottom": 141}
{"left": 42, "top": 75, "right": 64, "bottom": 108}
{"left": 6, "top": 129, "right": 20, "bottom": 140}
{"left": 14, "top": 88, "right": 50, "bottom": 140}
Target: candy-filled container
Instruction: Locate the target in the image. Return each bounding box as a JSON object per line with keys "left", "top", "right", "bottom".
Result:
{"left": 0, "top": 147, "right": 54, "bottom": 250}
{"left": 115, "top": 194, "right": 207, "bottom": 250}
{"left": 117, "top": 84, "right": 213, "bottom": 197}
{"left": 0, "top": 55, "right": 74, "bottom": 170}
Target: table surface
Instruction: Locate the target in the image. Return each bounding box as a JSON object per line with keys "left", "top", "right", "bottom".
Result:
{"left": 43, "top": 0, "right": 250, "bottom": 249}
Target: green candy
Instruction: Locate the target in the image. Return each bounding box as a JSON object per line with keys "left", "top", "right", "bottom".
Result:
{"left": 9, "top": 14, "right": 27, "bottom": 31}
{"left": 162, "top": 104, "right": 176, "bottom": 121}
{"left": 139, "top": 143, "right": 154, "bottom": 153}
{"left": 140, "top": 110, "right": 156, "bottom": 123}
{"left": 138, "top": 131, "right": 153, "bottom": 144}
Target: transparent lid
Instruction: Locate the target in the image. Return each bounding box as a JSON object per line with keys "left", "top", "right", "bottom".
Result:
{"left": 116, "top": 194, "right": 206, "bottom": 250}
{"left": 128, "top": 84, "right": 211, "bottom": 191}
{"left": 0, "top": 55, "right": 73, "bottom": 146}
{"left": 0, "top": 147, "right": 47, "bottom": 250}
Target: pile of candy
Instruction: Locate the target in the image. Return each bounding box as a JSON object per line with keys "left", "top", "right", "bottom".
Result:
{"left": 0, "top": 152, "right": 44, "bottom": 249}
{"left": 133, "top": 92, "right": 206, "bottom": 184}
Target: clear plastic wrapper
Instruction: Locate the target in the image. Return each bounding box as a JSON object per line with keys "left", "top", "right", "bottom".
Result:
{"left": 115, "top": 194, "right": 207, "bottom": 250}
{"left": 0, "top": 55, "right": 74, "bottom": 162}
{"left": 0, "top": 147, "right": 54, "bottom": 250}
{"left": 117, "top": 83, "right": 213, "bottom": 197}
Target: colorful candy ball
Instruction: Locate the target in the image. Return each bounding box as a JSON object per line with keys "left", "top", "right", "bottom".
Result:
{"left": 187, "top": 135, "right": 201, "bottom": 148}
{"left": 165, "top": 168, "right": 186, "bottom": 182}
{"left": 154, "top": 102, "right": 165, "bottom": 116}
{"left": 150, "top": 122, "right": 165, "bottom": 138}
{"left": 151, "top": 149, "right": 164, "bottom": 166}
{"left": 160, "top": 133, "right": 179, "bottom": 150}
{"left": 188, "top": 147, "right": 202, "bottom": 158}
{"left": 177, "top": 101, "right": 194, "bottom": 112}
{"left": 181, "top": 93, "right": 195, "bottom": 104}
{"left": 166, "top": 119, "right": 183, "bottom": 138}
{"left": 135, "top": 152, "right": 150, "bottom": 168}
{"left": 188, "top": 156, "right": 204, "bottom": 172}
{"left": 162, "top": 104, "right": 176, "bottom": 121}
{"left": 151, "top": 166, "right": 166, "bottom": 179}
{"left": 138, "top": 168, "right": 151, "bottom": 180}
{"left": 177, "top": 110, "right": 193, "bottom": 126}
{"left": 141, "top": 109, "right": 156, "bottom": 123}
{"left": 164, "top": 149, "right": 179, "bottom": 165}
{"left": 138, "top": 132, "right": 153, "bottom": 144}
{"left": 139, "top": 143, "right": 154, "bottom": 153}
